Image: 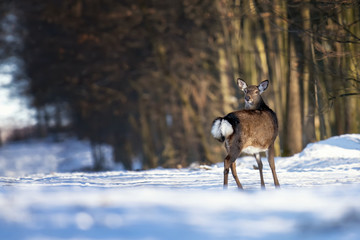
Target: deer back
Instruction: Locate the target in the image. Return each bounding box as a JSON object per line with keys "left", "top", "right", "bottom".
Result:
{"left": 228, "top": 109, "right": 278, "bottom": 151}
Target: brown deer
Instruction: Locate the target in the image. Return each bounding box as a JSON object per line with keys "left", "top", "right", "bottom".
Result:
{"left": 211, "top": 78, "right": 280, "bottom": 189}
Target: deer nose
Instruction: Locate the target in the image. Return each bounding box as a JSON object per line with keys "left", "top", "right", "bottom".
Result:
{"left": 245, "top": 96, "right": 250, "bottom": 101}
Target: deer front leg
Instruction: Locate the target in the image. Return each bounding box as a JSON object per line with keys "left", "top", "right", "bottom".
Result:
{"left": 268, "top": 143, "right": 280, "bottom": 188}
{"left": 254, "top": 153, "right": 265, "bottom": 189}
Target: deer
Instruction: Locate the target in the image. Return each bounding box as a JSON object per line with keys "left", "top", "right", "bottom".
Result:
{"left": 211, "top": 78, "right": 280, "bottom": 189}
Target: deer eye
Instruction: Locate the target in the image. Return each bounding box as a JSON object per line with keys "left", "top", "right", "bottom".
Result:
{"left": 255, "top": 90, "right": 259, "bottom": 94}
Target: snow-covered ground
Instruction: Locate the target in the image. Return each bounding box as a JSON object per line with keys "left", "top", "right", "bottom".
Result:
{"left": 0, "top": 134, "right": 360, "bottom": 240}
{"left": 0, "top": 137, "right": 114, "bottom": 177}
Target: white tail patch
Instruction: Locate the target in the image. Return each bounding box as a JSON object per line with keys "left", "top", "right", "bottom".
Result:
{"left": 211, "top": 118, "right": 234, "bottom": 141}
{"left": 220, "top": 119, "right": 234, "bottom": 137}
{"left": 211, "top": 119, "right": 222, "bottom": 140}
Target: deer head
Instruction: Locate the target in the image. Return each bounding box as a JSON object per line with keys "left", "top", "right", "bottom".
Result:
{"left": 237, "top": 79, "right": 269, "bottom": 110}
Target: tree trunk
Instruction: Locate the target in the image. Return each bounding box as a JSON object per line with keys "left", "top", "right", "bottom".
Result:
{"left": 284, "top": 37, "right": 303, "bottom": 156}
{"left": 139, "top": 98, "right": 158, "bottom": 169}
{"left": 113, "top": 137, "right": 132, "bottom": 170}
{"left": 303, "top": 2, "right": 316, "bottom": 144}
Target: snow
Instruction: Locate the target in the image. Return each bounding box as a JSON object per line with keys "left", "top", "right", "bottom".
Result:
{"left": 0, "top": 137, "right": 114, "bottom": 177}
{"left": 0, "top": 134, "right": 360, "bottom": 239}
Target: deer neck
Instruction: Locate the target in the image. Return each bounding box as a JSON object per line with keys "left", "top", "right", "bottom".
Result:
{"left": 245, "top": 97, "right": 270, "bottom": 111}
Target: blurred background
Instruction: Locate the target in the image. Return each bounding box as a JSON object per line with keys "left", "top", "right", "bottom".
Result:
{"left": 0, "top": 0, "right": 359, "bottom": 170}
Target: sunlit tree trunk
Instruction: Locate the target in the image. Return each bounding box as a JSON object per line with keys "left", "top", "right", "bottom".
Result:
{"left": 284, "top": 1, "right": 304, "bottom": 155}
{"left": 303, "top": 1, "right": 316, "bottom": 144}
{"left": 284, "top": 37, "right": 303, "bottom": 156}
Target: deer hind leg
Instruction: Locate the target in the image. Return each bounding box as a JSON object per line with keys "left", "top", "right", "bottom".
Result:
{"left": 268, "top": 143, "right": 280, "bottom": 188}
{"left": 223, "top": 156, "right": 231, "bottom": 189}
{"left": 224, "top": 157, "right": 243, "bottom": 189}
{"left": 230, "top": 161, "right": 243, "bottom": 189}
{"left": 254, "top": 153, "right": 265, "bottom": 189}
{"left": 224, "top": 142, "right": 242, "bottom": 189}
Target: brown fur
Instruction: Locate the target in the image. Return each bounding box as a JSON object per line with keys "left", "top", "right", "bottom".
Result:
{"left": 229, "top": 110, "right": 278, "bottom": 151}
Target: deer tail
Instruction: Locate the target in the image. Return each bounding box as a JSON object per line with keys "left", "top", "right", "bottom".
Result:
{"left": 211, "top": 117, "right": 234, "bottom": 142}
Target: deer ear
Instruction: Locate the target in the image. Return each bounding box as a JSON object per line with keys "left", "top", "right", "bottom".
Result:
{"left": 258, "top": 80, "right": 269, "bottom": 94}
{"left": 237, "top": 78, "right": 247, "bottom": 92}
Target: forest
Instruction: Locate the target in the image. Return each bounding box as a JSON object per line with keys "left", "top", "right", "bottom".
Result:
{"left": 1, "top": 0, "right": 359, "bottom": 170}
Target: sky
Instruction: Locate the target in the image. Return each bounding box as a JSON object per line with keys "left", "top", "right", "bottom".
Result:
{"left": 0, "top": 69, "right": 35, "bottom": 129}
{"left": 1, "top": 12, "right": 34, "bottom": 131}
